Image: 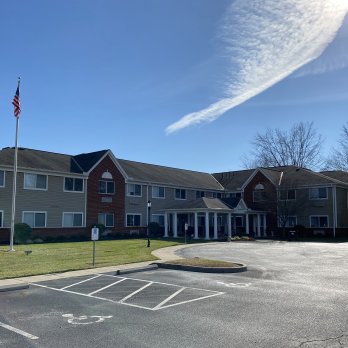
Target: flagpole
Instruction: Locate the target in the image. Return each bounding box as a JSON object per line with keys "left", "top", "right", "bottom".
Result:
{"left": 9, "top": 77, "right": 21, "bottom": 252}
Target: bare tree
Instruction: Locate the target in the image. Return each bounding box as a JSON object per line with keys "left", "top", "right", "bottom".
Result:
{"left": 324, "top": 123, "right": 348, "bottom": 171}
{"left": 242, "top": 122, "right": 324, "bottom": 169}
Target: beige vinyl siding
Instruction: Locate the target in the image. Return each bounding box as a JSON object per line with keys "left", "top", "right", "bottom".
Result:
{"left": 0, "top": 171, "right": 86, "bottom": 228}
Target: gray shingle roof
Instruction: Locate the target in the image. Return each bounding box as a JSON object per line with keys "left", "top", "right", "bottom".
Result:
{"left": 212, "top": 169, "right": 254, "bottom": 190}
{"left": 165, "top": 197, "right": 232, "bottom": 211}
{"left": 320, "top": 171, "right": 348, "bottom": 184}
{"left": 118, "top": 159, "right": 224, "bottom": 190}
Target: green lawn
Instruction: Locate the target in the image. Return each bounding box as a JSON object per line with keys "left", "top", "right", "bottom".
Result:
{"left": 0, "top": 239, "right": 181, "bottom": 280}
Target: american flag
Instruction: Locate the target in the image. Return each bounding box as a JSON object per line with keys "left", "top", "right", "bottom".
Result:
{"left": 12, "top": 84, "right": 21, "bottom": 118}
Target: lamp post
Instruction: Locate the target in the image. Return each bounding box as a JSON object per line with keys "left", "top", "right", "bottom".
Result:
{"left": 147, "top": 200, "right": 151, "bottom": 247}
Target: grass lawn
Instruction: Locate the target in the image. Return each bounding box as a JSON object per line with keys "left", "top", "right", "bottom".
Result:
{"left": 0, "top": 239, "right": 182, "bottom": 280}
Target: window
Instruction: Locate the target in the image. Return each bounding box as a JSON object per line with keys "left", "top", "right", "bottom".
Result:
{"left": 309, "top": 187, "right": 327, "bottom": 200}
{"left": 152, "top": 186, "right": 165, "bottom": 199}
{"left": 253, "top": 190, "right": 267, "bottom": 202}
{"left": 286, "top": 216, "right": 297, "bottom": 228}
{"left": 0, "top": 171, "right": 4, "bottom": 187}
{"left": 229, "top": 192, "right": 242, "bottom": 198}
{"left": 98, "top": 213, "right": 114, "bottom": 227}
{"left": 23, "top": 212, "right": 46, "bottom": 228}
{"left": 175, "top": 188, "right": 186, "bottom": 200}
{"left": 310, "top": 216, "right": 328, "bottom": 228}
{"left": 280, "top": 189, "right": 296, "bottom": 200}
{"left": 99, "top": 180, "right": 115, "bottom": 194}
{"left": 152, "top": 214, "right": 165, "bottom": 227}
{"left": 24, "top": 173, "right": 47, "bottom": 190}
{"left": 0, "top": 210, "right": 3, "bottom": 227}
{"left": 127, "top": 214, "right": 141, "bottom": 227}
{"left": 127, "top": 184, "right": 142, "bottom": 197}
{"left": 64, "top": 177, "right": 83, "bottom": 192}
{"left": 196, "top": 191, "right": 205, "bottom": 198}
{"left": 63, "top": 213, "right": 83, "bottom": 227}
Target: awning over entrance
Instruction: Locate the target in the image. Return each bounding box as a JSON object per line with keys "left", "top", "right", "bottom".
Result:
{"left": 163, "top": 197, "right": 268, "bottom": 240}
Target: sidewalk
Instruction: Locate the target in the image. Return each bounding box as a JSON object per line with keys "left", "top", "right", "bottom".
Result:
{"left": 0, "top": 243, "right": 206, "bottom": 290}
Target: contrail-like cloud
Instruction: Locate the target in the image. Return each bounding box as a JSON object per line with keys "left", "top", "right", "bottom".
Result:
{"left": 166, "top": 0, "right": 348, "bottom": 134}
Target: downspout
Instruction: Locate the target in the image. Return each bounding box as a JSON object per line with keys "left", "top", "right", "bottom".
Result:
{"left": 84, "top": 177, "right": 88, "bottom": 228}
{"left": 332, "top": 185, "right": 337, "bottom": 239}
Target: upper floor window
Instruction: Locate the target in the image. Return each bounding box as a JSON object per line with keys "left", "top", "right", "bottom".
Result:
{"left": 64, "top": 177, "right": 83, "bottom": 192}
{"left": 99, "top": 180, "right": 115, "bottom": 194}
{"left": 98, "top": 213, "right": 114, "bottom": 227}
{"left": 126, "top": 214, "right": 141, "bottom": 227}
{"left": 23, "top": 211, "right": 46, "bottom": 228}
{"left": 227, "top": 192, "right": 242, "bottom": 198}
{"left": 63, "top": 212, "right": 83, "bottom": 227}
{"left": 0, "top": 171, "right": 4, "bottom": 187}
{"left": 127, "top": 184, "right": 142, "bottom": 197}
{"left": 253, "top": 183, "right": 266, "bottom": 202}
{"left": 24, "top": 173, "right": 47, "bottom": 190}
{"left": 196, "top": 191, "right": 205, "bottom": 198}
{"left": 309, "top": 187, "right": 327, "bottom": 200}
{"left": 279, "top": 189, "right": 296, "bottom": 200}
{"left": 310, "top": 216, "right": 328, "bottom": 228}
{"left": 175, "top": 188, "right": 186, "bottom": 200}
{"left": 152, "top": 186, "right": 165, "bottom": 199}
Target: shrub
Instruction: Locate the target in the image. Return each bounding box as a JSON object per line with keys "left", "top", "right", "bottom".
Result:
{"left": 149, "top": 222, "right": 163, "bottom": 237}
{"left": 14, "top": 223, "right": 32, "bottom": 244}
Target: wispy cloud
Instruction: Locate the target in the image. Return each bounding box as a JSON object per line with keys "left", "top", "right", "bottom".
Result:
{"left": 166, "top": 0, "right": 348, "bottom": 134}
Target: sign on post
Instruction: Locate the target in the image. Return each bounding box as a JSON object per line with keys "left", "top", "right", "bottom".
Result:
{"left": 184, "top": 223, "right": 188, "bottom": 244}
{"left": 91, "top": 227, "right": 99, "bottom": 266}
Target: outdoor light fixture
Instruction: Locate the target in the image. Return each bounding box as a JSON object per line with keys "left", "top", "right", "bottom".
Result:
{"left": 147, "top": 200, "right": 151, "bottom": 247}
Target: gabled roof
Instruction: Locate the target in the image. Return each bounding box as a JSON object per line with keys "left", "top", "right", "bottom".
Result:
{"left": 212, "top": 169, "right": 255, "bottom": 190}
{"left": 0, "top": 147, "right": 110, "bottom": 175}
{"left": 118, "top": 159, "right": 224, "bottom": 191}
{"left": 165, "top": 197, "right": 232, "bottom": 211}
{"left": 320, "top": 170, "right": 348, "bottom": 184}
{"left": 0, "top": 147, "right": 83, "bottom": 174}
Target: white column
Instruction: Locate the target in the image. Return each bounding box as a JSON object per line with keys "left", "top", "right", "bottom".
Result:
{"left": 173, "top": 212, "right": 178, "bottom": 238}
{"left": 164, "top": 213, "right": 169, "bottom": 238}
{"left": 194, "top": 212, "right": 199, "bottom": 239}
{"left": 213, "top": 213, "right": 218, "bottom": 240}
{"left": 257, "top": 214, "right": 261, "bottom": 237}
{"left": 205, "top": 212, "right": 210, "bottom": 240}
{"left": 263, "top": 214, "right": 267, "bottom": 236}
{"left": 227, "top": 213, "right": 232, "bottom": 242}
{"left": 245, "top": 214, "right": 249, "bottom": 235}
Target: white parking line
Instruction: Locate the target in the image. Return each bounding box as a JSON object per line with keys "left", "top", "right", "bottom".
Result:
{"left": 153, "top": 287, "right": 186, "bottom": 310}
{"left": 0, "top": 321, "right": 39, "bottom": 340}
{"left": 119, "top": 282, "right": 153, "bottom": 303}
{"left": 61, "top": 275, "right": 102, "bottom": 290}
{"left": 88, "top": 278, "right": 126, "bottom": 296}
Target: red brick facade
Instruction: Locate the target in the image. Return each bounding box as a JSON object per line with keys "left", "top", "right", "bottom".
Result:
{"left": 86, "top": 154, "right": 125, "bottom": 229}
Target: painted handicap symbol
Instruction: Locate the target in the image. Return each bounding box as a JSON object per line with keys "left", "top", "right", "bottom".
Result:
{"left": 62, "top": 313, "right": 113, "bottom": 325}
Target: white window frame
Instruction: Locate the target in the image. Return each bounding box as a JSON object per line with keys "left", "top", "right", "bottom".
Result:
{"left": 152, "top": 186, "right": 165, "bottom": 199}
{"left": 126, "top": 214, "right": 142, "bottom": 227}
{"left": 22, "top": 211, "right": 47, "bottom": 228}
{"left": 64, "top": 177, "right": 84, "bottom": 193}
{"left": 127, "top": 184, "right": 142, "bottom": 197}
{"left": 279, "top": 189, "right": 296, "bottom": 201}
{"left": 24, "top": 173, "right": 48, "bottom": 191}
{"left": 99, "top": 180, "right": 115, "bottom": 195}
{"left": 175, "top": 188, "right": 187, "bottom": 200}
{"left": 0, "top": 170, "right": 5, "bottom": 188}
{"left": 309, "top": 187, "right": 328, "bottom": 200}
{"left": 310, "top": 215, "right": 329, "bottom": 228}
{"left": 0, "top": 210, "right": 3, "bottom": 227}
{"left": 98, "top": 213, "right": 115, "bottom": 227}
{"left": 62, "top": 212, "right": 84, "bottom": 227}
{"left": 285, "top": 216, "right": 297, "bottom": 228}
{"left": 152, "top": 214, "right": 165, "bottom": 227}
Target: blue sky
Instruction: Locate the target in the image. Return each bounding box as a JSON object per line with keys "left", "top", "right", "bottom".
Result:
{"left": 1, "top": 0, "right": 348, "bottom": 173}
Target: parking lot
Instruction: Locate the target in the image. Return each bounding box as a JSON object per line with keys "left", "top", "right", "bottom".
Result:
{"left": 1, "top": 241, "right": 347, "bottom": 347}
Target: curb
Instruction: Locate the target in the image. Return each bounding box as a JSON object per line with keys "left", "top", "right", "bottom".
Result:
{"left": 0, "top": 284, "right": 29, "bottom": 292}
{"left": 155, "top": 262, "right": 247, "bottom": 273}
{"left": 115, "top": 264, "right": 158, "bottom": 275}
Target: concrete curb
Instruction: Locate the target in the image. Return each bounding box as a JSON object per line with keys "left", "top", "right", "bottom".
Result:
{"left": 0, "top": 284, "right": 29, "bottom": 292}
{"left": 155, "top": 262, "right": 247, "bottom": 273}
{"left": 115, "top": 264, "right": 158, "bottom": 275}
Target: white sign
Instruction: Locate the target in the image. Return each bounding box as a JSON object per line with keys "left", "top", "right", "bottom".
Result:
{"left": 184, "top": 223, "right": 188, "bottom": 231}
{"left": 91, "top": 227, "right": 99, "bottom": 241}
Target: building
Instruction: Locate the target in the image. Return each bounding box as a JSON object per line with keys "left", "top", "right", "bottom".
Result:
{"left": 1, "top": 147, "right": 348, "bottom": 242}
